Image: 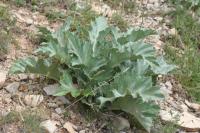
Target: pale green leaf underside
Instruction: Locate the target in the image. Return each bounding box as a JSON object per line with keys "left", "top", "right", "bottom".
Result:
{"left": 9, "top": 57, "right": 61, "bottom": 81}
{"left": 111, "top": 96, "right": 160, "bottom": 132}
{"left": 98, "top": 67, "right": 163, "bottom": 107}
{"left": 89, "top": 16, "right": 108, "bottom": 55}
{"left": 151, "top": 56, "right": 177, "bottom": 74}
{"left": 54, "top": 72, "right": 80, "bottom": 97}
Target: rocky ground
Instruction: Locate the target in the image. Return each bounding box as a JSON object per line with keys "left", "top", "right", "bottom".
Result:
{"left": 0, "top": 0, "right": 200, "bottom": 133}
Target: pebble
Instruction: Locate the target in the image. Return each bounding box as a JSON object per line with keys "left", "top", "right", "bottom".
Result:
{"left": 43, "top": 84, "right": 59, "bottom": 96}
{"left": 63, "top": 121, "right": 78, "bottom": 133}
{"left": 29, "top": 74, "right": 37, "bottom": 80}
{"left": 47, "top": 102, "right": 58, "bottom": 108}
{"left": 112, "top": 117, "right": 130, "bottom": 131}
{"left": 24, "top": 95, "right": 44, "bottom": 107}
{"left": 79, "top": 130, "right": 86, "bottom": 133}
{"left": 56, "top": 96, "right": 71, "bottom": 105}
{"left": 169, "top": 28, "right": 176, "bottom": 36}
{"left": 18, "top": 74, "right": 28, "bottom": 80}
{"left": 40, "top": 120, "right": 59, "bottom": 133}
{"left": 154, "top": 2, "right": 159, "bottom": 8}
{"left": 55, "top": 108, "right": 63, "bottom": 114}
{"left": 4, "top": 97, "right": 12, "bottom": 104}
{"left": 5, "top": 82, "right": 20, "bottom": 94}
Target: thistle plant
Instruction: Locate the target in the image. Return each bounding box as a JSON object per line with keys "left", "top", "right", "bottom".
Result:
{"left": 10, "top": 16, "right": 175, "bottom": 132}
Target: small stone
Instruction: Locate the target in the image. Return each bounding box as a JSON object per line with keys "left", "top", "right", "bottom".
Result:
{"left": 55, "top": 108, "right": 62, "bottom": 114}
{"left": 147, "top": 4, "right": 153, "bottom": 9}
{"left": 51, "top": 112, "right": 61, "bottom": 120}
{"left": 149, "top": 0, "right": 158, "bottom": 4}
{"left": 185, "top": 100, "right": 200, "bottom": 112}
{"left": 165, "top": 81, "right": 172, "bottom": 91}
{"left": 18, "top": 74, "right": 28, "bottom": 80}
{"left": 112, "top": 116, "right": 130, "bottom": 131}
{"left": 154, "top": 2, "right": 159, "bottom": 8}
{"left": 0, "top": 71, "right": 7, "bottom": 88}
{"left": 79, "top": 130, "right": 86, "bottom": 133}
{"left": 160, "top": 83, "right": 172, "bottom": 97}
{"left": 169, "top": 28, "right": 176, "bottom": 36}
{"left": 5, "top": 82, "right": 20, "bottom": 94}
{"left": 180, "top": 103, "right": 189, "bottom": 112}
{"left": 43, "top": 84, "right": 59, "bottom": 96}
{"left": 3, "top": 97, "right": 12, "bottom": 104}
{"left": 48, "top": 102, "right": 58, "bottom": 108}
{"left": 160, "top": 109, "right": 200, "bottom": 131}
{"left": 29, "top": 74, "right": 37, "bottom": 80}
{"left": 40, "top": 120, "right": 59, "bottom": 133}
{"left": 24, "top": 95, "right": 44, "bottom": 107}
{"left": 26, "top": 18, "right": 33, "bottom": 25}
{"left": 56, "top": 96, "right": 71, "bottom": 105}
{"left": 63, "top": 122, "right": 78, "bottom": 133}
{"left": 154, "top": 17, "right": 163, "bottom": 21}
{"left": 86, "top": 123, "right": 90, "bottom": 128}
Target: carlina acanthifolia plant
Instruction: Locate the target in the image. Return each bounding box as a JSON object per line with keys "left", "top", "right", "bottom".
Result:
{"left": 9, "top": 16, "right": 175, "bottom": 132}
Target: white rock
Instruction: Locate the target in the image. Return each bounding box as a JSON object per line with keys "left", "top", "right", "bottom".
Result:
{"left": 3, "top": 97, "right": 12, "bottom": 104}
{"left": 79, "top": 130, "right": 86, "bottom": 133}
{"left": 75, "top": 1, "right": 87, "bottom": 10}
{"left": 179, "top": 112, "right": 200, "bottom": 131}
{"left": 160, "top": 109, "right": 179, "bottom": 122}
{"left": 24, "top": 95, "right": 44, "bottom": 107}
{"left": 102, "top": 4, "right": 112, "bottom": 17}
{"left": 5, "top": 82, "right": 20, "bottom": 93}
{"left": 40, "top": 120, "right": 59, "bottom": 133}
{"left": 29, "top": 74, "right": 37, "bottom": 80}
{"left": 160, "top": 109, "right": 200, "bottom": 131}
{"left": 185, "top": 100, "right": 200, "bottom": 112}
{"left": 165, "top": 81, "right": 173, "bottom": 91}
{"left": 160, "top": 83, "right": 172, "bottom": 98}
{"left": 179, "top": 103, "right": 189, "bottom": 112}
{"left": 147, "top": 4, "right": 154, "bottom": 9}
{"left": 149, "top": 0, "right": 158, "bottom": 4}
{"left": 55, "top": 108, "right": 62, "bottom": 114}
{"left": 154, "top": 40, "right": 163, "bottom": 50}
{"left": 2, "top": 94, "right": 12, "bottom": 104}
{"left": 18, "top": 74, "right": 28, "bottom": 80}
{"left": 0, "top": 71, "right": 7, "bottom": 88}
{"left": 169, "top": 28, "right": 176, "bottom": 36}
{"left": 63, "top": 122, "right": 78, "bottom": 133}
{"left": 43, "top": 84, "right": 59, "bottom": 96}
{"left": 48, "top": 102, "right": 58, "bottom": 108}
{"left": 154, "top": 17, "right": 163, "bottom": 21}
